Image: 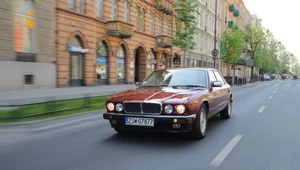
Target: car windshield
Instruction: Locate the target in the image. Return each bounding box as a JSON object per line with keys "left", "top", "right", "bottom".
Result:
{"left": 140, "top": 69, "right": 207, "bottom": 88}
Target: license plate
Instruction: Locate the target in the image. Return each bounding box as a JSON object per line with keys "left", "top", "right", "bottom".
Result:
{"left": 125, "top": 117, "right": 154, "bottom": 127}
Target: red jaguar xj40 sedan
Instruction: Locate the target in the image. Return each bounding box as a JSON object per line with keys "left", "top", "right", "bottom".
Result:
{"left": 103, "top": 68, "right": 233, "bottom": 140}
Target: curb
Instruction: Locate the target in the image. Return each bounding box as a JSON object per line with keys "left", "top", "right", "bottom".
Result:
{"left": 0, "top": 109, "right": 106, "bottom": 126}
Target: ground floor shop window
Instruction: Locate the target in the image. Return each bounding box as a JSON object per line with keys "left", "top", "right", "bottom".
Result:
{"left": 13, "top": 0, "right": 36, "bottom": 53}
{"left": 117, "top": 45, "right": 126, "bottom": 79}
{"left": 96, "top": 41, "right": 108, "bottom": 80}
{"left": 68, "top": 35, "right": 87, "bottom": 86}
{"left": 161, "top": 54, "right": 166, "bottom": 69}
{"left": 71, "top": 53, "right": 83, "bottom": 79}
{"left": 149, "top": 51, "right": 156, "bottom": 72}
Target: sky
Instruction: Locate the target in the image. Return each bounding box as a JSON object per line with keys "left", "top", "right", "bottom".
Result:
{"left": 243, "top": 0, "right": 300, "bottom": 61}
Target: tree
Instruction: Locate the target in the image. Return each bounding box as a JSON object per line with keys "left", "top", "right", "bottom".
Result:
{"left": 243, "top": 24, "right": 264, "bottom": 82}
{"left": 220, "top": 25, "right": 245, "bottom": 75}
{"left": 172, "top": 0, "right": 198, "bottom": 66}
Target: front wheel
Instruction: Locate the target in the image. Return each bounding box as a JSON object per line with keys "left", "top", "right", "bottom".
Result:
{"left": 190, "top": 104, "right": 208, "bottom": 140}
{"left": 220, "top": 98, "right": 232, "bottom": 119}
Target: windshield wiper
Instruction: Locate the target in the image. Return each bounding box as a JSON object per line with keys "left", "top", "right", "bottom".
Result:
{"left": 171, "top": 85, "right": 206, "bottom": 88}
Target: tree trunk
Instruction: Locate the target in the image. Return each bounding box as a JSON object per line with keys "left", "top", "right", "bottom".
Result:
{"left": 250, "top": 66, "right": 254, "bottom": 82}
{"left": 232, "top": 66, "right": 235, "bottom": 86}
{"left": 250, "top": 53, "right": 254, "bottom": 82}
{"left": 183, "top": 50, "right": 186, "bottom": 67}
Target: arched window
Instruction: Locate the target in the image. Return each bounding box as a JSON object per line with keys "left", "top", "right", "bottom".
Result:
{"left": 96, "top": 41, "right": 108, "bottom": 80}
{"left": 117, "top": 45, "right": 126, "bottom": 79}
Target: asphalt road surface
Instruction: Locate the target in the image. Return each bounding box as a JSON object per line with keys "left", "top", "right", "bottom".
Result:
{"left": 1, "top": 79, "right": 300, "bottom": 170}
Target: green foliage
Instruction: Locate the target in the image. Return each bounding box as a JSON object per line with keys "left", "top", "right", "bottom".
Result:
{"left": 244, "top": 25, "right": 299, "bottom": 75}
{"left": 243, "top": 24, "right": 264, "bottom": 64}
{"left": 172, "top": 0, "right": 199, "bottom": 51}
{"left": 220, "top": 25, "right": 245, "bottom": 65}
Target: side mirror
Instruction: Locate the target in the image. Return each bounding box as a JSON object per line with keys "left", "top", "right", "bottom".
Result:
{"left": 212, "top": 81, "right": 222, "bottom": 87}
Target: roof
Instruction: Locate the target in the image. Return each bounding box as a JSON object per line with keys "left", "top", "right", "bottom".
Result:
{"left": 156, "top": 67, "right": 219, "bottom": 72}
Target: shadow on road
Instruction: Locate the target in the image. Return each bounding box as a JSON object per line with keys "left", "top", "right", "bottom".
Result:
{"left": 100, "top": 114, "right": 227, "bottom": 149}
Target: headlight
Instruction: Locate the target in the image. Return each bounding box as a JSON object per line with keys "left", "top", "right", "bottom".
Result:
{"left": 107, "top": 102, "right": 114, "bottom": 111}
{"left": 176, "top": 105, "right": 185, "bottom": 114}
{"left": 115, "top": 103, "right": 123, "bottom": 112}
{"left": 164, "top": 105, "right": 173, "bottom": 114}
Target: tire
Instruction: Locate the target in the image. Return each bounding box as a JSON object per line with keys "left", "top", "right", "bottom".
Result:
{"left": 190, "top": 104, "right": 208, "bottom": 140}
{"left": 220, "top": 98, "right": 232, "bottom": 119}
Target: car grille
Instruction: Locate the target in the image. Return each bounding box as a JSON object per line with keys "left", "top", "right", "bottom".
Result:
{"left": 123, "top": 102, "right": 161, "bottom": 114}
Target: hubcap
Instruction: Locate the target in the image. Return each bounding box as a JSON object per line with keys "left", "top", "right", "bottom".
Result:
{"left": 228, "top": 100, "right": 232, "bottom": 116}
{"left": 200, "top": 108, "right": 207, "bottom": 134}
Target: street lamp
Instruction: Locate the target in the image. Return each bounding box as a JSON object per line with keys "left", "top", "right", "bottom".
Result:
{"left": 212, "top": 0, "right": 219, "bottom": 69}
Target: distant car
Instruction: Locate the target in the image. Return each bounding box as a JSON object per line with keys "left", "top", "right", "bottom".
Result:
{"left": 262, "top": 74, "right": 271, "bottom": 81}
{"left": 293, "top": 75, "right": 298, "bottom": 79}
{"left": 281, "top": 74, "right": 287, "bottom": 79}
{"left": 103, "top": 68, "right": 233, "bottom": 140}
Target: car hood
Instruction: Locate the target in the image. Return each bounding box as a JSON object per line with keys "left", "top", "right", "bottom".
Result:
{"left": 108, "top": 87, "right": 206, "bottom": 104}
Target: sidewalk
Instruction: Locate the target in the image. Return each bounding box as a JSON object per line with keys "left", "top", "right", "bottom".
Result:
{"left": 0, "top": 82, "right": 262, "bottom": 106}
{"left": 0, "top": 84, "right": 136, "bottom": 106}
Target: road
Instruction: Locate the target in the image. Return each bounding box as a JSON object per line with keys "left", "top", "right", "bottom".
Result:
{"left": 0, "top": 79, "right": 300, "bottom": 170}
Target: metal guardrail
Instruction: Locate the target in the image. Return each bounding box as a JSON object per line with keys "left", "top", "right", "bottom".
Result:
{"left": 0, "top": 93, "right": 108, "bottom": 120}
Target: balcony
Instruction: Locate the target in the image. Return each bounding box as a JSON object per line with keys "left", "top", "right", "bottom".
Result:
{"left": 156, "top": 0, "right": 173, "bottom": 14}
{"left": 228, "top": 21, "right": 235, "bottom": 28}
{"left": 106, "top": 21, "right": 134, "bottom": 39}
{"left": 229, "top": 4, "right": 236, "bottom": 12}
{"left": 156, "top": 35, "right": 173, "bottom": 48}
{"left": 234, "top": 10, "right": 240, "bottom": 17}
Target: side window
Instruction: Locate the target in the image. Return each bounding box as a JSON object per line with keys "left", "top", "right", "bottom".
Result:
{"left": 213, "top": 71, "right": 225, "bottom": 84}
{"left": 208, "top": 70, "right": 217, "bottom": 82}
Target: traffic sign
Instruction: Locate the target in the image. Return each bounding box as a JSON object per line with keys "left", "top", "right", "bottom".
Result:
{"left": 211, "top": 49, "right": 219, "bottom": 57}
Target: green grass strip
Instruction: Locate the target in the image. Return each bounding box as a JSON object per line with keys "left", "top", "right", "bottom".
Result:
{"left": 0, "top": 96, "right": 109, "bottom": 123}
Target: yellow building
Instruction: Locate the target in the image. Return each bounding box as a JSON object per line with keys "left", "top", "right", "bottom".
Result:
{"left": 219, "top": 0, "right": 254, "bottom": 82}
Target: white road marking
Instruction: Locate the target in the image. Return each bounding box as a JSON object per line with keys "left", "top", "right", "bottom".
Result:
{"left": 284, "top": 84, "right": 291, "bottom": 87}
{"left": 258, "top": 106, "right": 266, "bottom": 113}
{"left": 34, "top": 115, "right": 103, "bottom": 131}
{"left": 0, "top": 115, "right": 104, "bottom": 132}
{"left": 274, "top": 84, "right": 279, "bottom": 86}
{"left": 0, "top": 120, "right": 104, "bottom": 147}
{"left": 268, "top": 96, "right": 272, "bottom": 99}
{"left": 273, "top": 91, "right": 276, "bottom": 93}
{"left": 297, "top": 84, "right": 300, "bottom": 87}
{"left": 209, "top": 134, "right": 244, "bottom": 167}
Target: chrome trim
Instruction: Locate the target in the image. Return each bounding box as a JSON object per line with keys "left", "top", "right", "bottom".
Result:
{"left": 104, "top": 112, "right": 196, "bottom": 119}
{"left": 123, "top": 100, "right": 163, "bottom": 115}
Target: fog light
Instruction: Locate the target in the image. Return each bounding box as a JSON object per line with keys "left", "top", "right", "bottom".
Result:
{"left": 173, "top": 119, "right": 177, "bottom": 123}
{"left": 111, "top": 120, "right": 117, "bottom": 124}
{"left": 173, "top": 123, "right": 181, "bottom": 128}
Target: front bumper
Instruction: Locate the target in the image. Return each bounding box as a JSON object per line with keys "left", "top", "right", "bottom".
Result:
{"left": 103, "top": 113, "right": 197, "bottom": 132}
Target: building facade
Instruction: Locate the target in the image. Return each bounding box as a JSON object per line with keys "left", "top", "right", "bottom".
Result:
{"left": 56, "top": 0, "right": 180, "bottom": 87}
{"left": 252, "top": 14, "right": 262, "bottom": 27}
{"left": 185, "top": 0, "right": 222, "bottom": 69}
{"left": 0, "top": 0, "right": 56, "bottom": 90}
{"left": 219, "top": 0, "right": 254, "bottom": 80}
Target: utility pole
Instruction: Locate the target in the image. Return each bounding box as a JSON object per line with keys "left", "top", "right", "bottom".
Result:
{"left": 212, "top": 0, "right": 219, "bottom": 69}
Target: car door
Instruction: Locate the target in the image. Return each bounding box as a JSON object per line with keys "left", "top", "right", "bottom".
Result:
{"left": 213, "top": 70, "right": 230, "bottom": 110}
{"left": 207, "top": 70, "right": 222, "bottom": 117}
